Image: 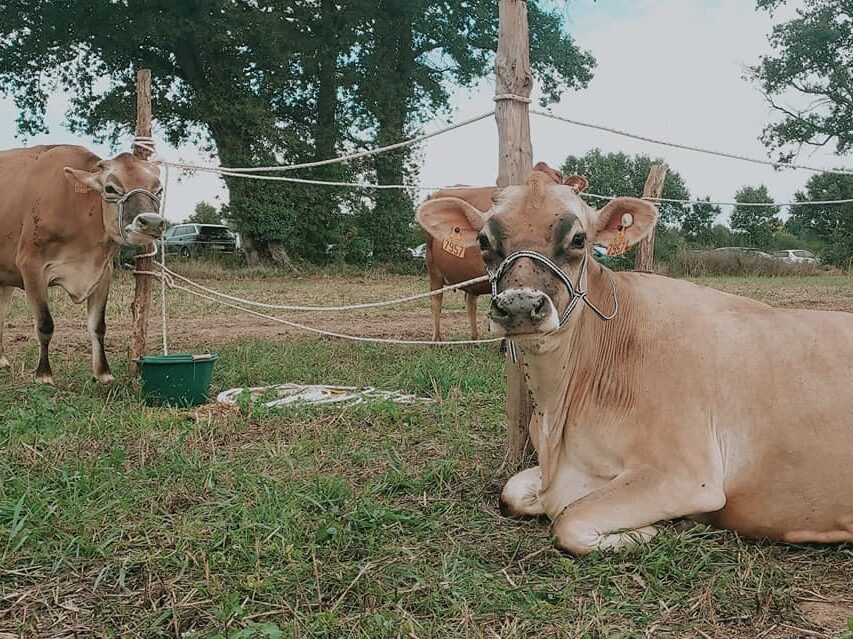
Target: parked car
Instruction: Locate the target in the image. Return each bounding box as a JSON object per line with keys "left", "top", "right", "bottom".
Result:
{"left": 407, "top": 243, "right": 427, "bottom": 259}
{"left": 161, "top": 224, "right": 238, "bottom": 258}
{"left": 773, "top": 249, "right": 820, "bottom": 264}
{"left": 713, "top": 246, "right": 774, "bottom": 259}
{"left": 592, "top": 244, "right": 633, "bottom": 270}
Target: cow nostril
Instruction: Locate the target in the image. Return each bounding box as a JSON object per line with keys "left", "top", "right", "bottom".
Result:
{"left": 490, "top": 298, "right": 510, "bottom": 319}
{"left": 138, "top": 218, "right": 149, "bottom": 228}
{"left": 530, "top": 295, "right": 548, "bottom": 320}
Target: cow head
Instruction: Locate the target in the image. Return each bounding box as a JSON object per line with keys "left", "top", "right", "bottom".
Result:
{"left": 63, "top": 153, "right": 166, "bottom": 245}
{"left": 416, "top": 170, "right": 658, "bottom": 338}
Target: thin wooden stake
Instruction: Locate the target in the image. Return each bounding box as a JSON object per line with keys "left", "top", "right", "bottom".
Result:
{"left": 129, "top": 69, "right": 153, "bottom": 377}
{"left": 634, "top": 163, "right": 668, "bottom": 272}
{"left": 496, "top": 0, "right": 534, "bottom": 465}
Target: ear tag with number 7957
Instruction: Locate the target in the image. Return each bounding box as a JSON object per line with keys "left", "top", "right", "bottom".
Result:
{"left": 442, "top": 226, "right": 466, "bottom": 258}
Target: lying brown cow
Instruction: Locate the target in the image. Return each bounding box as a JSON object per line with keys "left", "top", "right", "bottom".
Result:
{"left": 417, "top": 169, "right": 853, "bottom": 554}
{"left": 421, "top": 162, "right": 583, "bottom": 340}
{"left": 0, "top": 145, "right": 165, "bottom": 383}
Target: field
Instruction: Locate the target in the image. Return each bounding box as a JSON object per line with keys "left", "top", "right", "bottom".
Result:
{"left": 2, "top": 268, "right": 853, "bottom": 638}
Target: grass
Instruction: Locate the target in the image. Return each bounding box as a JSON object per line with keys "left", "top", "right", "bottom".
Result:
{"left": 2, "top": 270, "right": 853, "bottom": 637}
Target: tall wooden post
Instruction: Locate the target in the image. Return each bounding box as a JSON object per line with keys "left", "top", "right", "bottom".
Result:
{"left": 496, "top": 0, "right": 534, "bottom": 465}
{"left": 129, "top": 69, "right": 153, "bottom": 377}
{"left": 634, "top": 163, "right": 668, "bottom": 272}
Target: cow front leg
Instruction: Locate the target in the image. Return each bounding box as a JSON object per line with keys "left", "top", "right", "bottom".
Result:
{"left": 551, "top": 468, "right": 725, "bottom": 555}
{"left": 0, "top": 286, "right": 11, "bottom": 369}
{"left": 500, "top": 466, "right": 544, "bottom": 517}
{"left": 465, "top": 292, "right": 478, "bottom": 340}
{"left": 87, "top": 273, "right": 113, "bottom": 383}
{"left": 21, "top": 273, "right": 54, "bottom": 384}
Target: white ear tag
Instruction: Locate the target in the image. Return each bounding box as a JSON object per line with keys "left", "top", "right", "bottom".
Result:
{"left": 621, "top": 213, "right": 634, "bottom": 228}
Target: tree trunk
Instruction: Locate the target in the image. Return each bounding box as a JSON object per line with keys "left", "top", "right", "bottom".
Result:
{"left": 367, "top": 0, "right": 415, "bottom": 262}
{"left": 315, "top": 0, "right": 339, "bottom": 163}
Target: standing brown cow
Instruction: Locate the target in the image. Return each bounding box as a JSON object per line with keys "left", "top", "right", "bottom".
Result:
{"left": 0, "top": 145, "right": 165, "bottom": 383}
{"left": 420, "top": 162, "right": 586, "bottom": 340}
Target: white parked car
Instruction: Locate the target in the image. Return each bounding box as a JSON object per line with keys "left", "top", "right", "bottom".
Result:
{"left": 773, "top": 249, "right": 820, "bottom": 264}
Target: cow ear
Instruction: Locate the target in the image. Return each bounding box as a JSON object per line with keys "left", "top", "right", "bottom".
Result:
{"left": 63, "top": 167, "right": 102, "bottom": 193}
{"left": 416, "top": 196, "right": 487, "bottom": 248}
{"left": 595, "top": 197, "right": 658, "bottom": 247}
{"left": 532, "top": 161, "right": 563, "bottom": 184}
{"left": 564, "top": 175, "right": 589, "bottom": 193}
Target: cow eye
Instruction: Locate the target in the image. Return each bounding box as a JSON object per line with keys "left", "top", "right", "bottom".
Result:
{"left": 477, "top": 233, "right": 491, "bottom": 252}
{"left": 571, "top": 232, "right": 586, "bottom": 249}
{"left": 105, "top": 185, "right": 120, "bottom": 196}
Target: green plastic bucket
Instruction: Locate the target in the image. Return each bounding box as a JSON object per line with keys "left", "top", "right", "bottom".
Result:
{"left": 135, "top": 353, "right": 219, "bottom": 407}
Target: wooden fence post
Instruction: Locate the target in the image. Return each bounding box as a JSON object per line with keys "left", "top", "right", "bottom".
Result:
{"left": 634, "top": 163, "right": 668, "bottom": 272}
{"left": 129, "top": 69, "right": 153, "bottom": 377}
{"left": 496, "top": 0, "right": 534, "bottom": 465}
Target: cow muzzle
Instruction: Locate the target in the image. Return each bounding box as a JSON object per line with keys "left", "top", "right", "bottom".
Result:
{"left": 489, "top": 288, "right": 559, "bottom": 335}
{"left": 125, "top": 213, "right": 166, "bottom": 243}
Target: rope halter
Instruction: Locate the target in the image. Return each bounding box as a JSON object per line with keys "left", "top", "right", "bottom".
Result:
{"left": 488, "top": 249, "right": 619, "bottom": 328}
{"left": 102, "top": 188, "right": 161, "bottom": 243}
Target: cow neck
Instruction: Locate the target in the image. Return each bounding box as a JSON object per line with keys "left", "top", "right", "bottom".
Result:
{"left": 516, "top": 263, "right": 638, "bottom": 482}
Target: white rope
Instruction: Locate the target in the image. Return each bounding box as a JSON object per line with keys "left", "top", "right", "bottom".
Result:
{"left": 217, "top": 384, "right": 435, "bottom": 408}
{"left": 581, "top": 191, "right": 853, "bottom": 208}
{"left": 531, "top": 109, "right": 853, "bottom": 177}
{"left": 159, "top": 165, "right": 170, "bottom": 355}
{"left": 494, "top": 94, "right": 533, "bottom": 104}
{"left": 161, "top": 111, "right": 494, "bottom": 175}
{"left": 162, "top": 282, "right": 502, "bottom": 345}
{"left": 142, "top": 262, "right": 489, "bottom": 312}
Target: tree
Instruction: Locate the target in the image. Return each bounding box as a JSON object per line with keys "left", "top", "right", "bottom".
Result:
{"left": 186, "top": 201, "right": 221, "bottom": 225}
{"left": 0, "top": 1, "right": 595, "bottom": 264}
{"left": 561, "top": 149, "right": 691, "bottom": 225}
{"left": 0, "top": 1, "right": 366, "bottom": 264}
{"left": 752, "top": 0, "right": 853, "bottom": 158}
{"left": 352, "top": 0, "right": 596, "bottom": 260}
{"left": 788, "top": 172, "right": 853, "bottom": 267}
{"left": 730, "top": 185, "right": 780, "bottom": 249}
{"left": 682, "top": 197, "right": 721, "bottom": 246}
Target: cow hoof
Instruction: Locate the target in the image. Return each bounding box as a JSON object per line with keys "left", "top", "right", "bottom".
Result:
{"left": 0, "top": 356, "right": 9, "bottom": 369}
{"left": 35, "top": 374, "right": 54, "bottom": 385}
{"left": 95, "top": 372, "right": 114, "bottom": 384}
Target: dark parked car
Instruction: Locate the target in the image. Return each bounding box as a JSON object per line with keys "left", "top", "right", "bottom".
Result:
{"left": 161, "top": 224, "right": 238, "bottom": 258}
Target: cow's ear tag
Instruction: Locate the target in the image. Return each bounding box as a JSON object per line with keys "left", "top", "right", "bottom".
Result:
{"left": 606, "top": 213, "right": 633, "bottom": 257}
{"left": 74, "top": 183, "right": 89, "bottom": 194}
{"left": 442, "top": 226, "right": 465, "bottom": 258}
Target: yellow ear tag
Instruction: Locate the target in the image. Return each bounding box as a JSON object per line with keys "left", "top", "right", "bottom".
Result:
{"left": 442, "top": 226, "right": 466, "bottom": 258}
{"left": 74, "top": 183, "right": 89, "bottom": 194}
{"left": 606, "top": 213, "right": 633, "bottom": 257}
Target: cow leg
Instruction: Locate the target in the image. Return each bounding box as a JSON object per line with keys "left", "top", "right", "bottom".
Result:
{"left": 465, "top": 292, "right": 478, "bottom": 340}
{"left": 429, "top": 272, "right": 444, "bottom": 341}
{"left": 550, "top": 469, "right": 725, "bottom": 555}
{"left": 87, "top": 274, "right": 113, "bottom": 383}
{"left": 499, "top": 466, "right": 544, "bottom": 517}
{"left": 0, "top": 286, "right": 12, "bottom": 368}
{"left": 21, "top": 272, "right": 54, "bottom": 384}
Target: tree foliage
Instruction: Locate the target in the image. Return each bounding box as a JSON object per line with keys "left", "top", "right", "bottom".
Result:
{"left": 752, "top": 0, "right": 853, "bottom": 158}
{"left": 0, "top": 0, "right": 595, "bottom": 264}
{"left": 681, "top": 197, "right": 721, "bottom": 246}
{"left": 186, "top": 201, "right": 222, "bottom": 225}
{"left": 789, "top": 172, "right": 853, "bottom": 266}
{"left": 561, "top": 149, "right": 691, "bottom": 226}
{"left": 730, "top": 185, "right": 780, "bottom": 249}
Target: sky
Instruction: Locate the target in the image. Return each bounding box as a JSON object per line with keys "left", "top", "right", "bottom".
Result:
{"left": 1, "top": 0, "right": 843, "bottom": 225}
